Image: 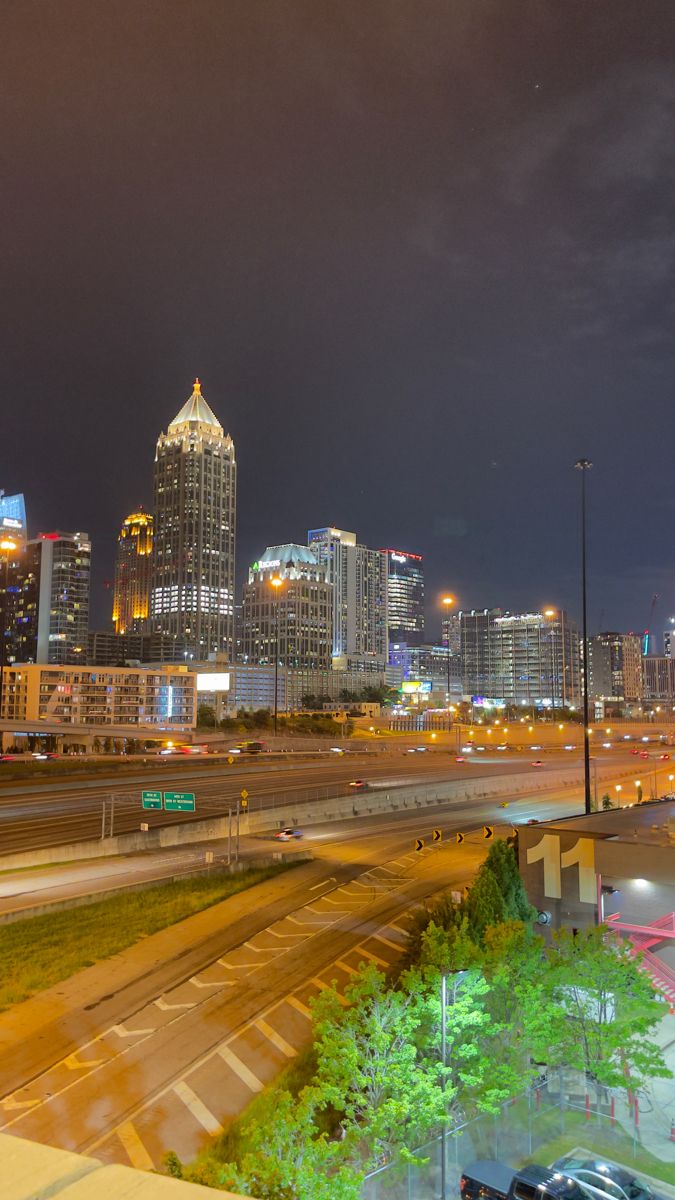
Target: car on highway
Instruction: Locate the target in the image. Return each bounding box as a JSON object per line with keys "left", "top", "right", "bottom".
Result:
{"left": 640, "top": 751, "right": 649, "bottom": 759}
{"left": 659, "top": 752, "right": 670, "bottom": 760}
{"left": 0, "top": 754, "right": 24, "bottom": 762}
{"left": 460, "top": 745, "right": 474, "bottom": 753}
{"left": 551, "top": 1156, "right": 663, "bottom": 1200}
{"left": 32, "top": 751, "right": 59, "bottom": 760}
{"left": 349, "top": 779, "right": 369, "bottom": 790}
{"left": 630, "top": 748, "right": 640, "bottom": 755}
{"left": 329, "top": 746, "right": 345, "bottom": 754}
{"left": 564, "top": 744, "right": 576, "bottom": 750}
{"left": 531, "top": 760, "right": 544, "bottom": 767}
{"left": 273, "top": 827, "right": 303, "bottom": 841}
{"left": 526, "top": 817, "right": 540, "bottom": 824}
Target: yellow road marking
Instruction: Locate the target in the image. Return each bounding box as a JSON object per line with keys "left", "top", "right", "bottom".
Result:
{"left": 286, "top": 995, "right": 312, "bottom": 1018}
{"left": 218, "top": 1045, "right": 264, "bottom": 1093}
{"left": 173, "top": 1081, "right": 224, "bottom": 1134}
{"left": 117, "top": 1121, "right": 155, "bottom": 1170}
{"left": 254, "top": 1018, "right": 297, "bottom": 1059}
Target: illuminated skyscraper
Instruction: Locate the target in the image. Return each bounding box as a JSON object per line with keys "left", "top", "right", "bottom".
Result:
{"left": 307, "top": 527, "right": 387, "bottom": 666}
{"left": 13, "top": 532, "right": 91, "bottom": 664}
{"left": 382, "top": 548, "right": 424, "bottom": 646}
{"left": 112, "top": 509, "right": 153, "bottom": 634}
{"left": 151, "top": 379, "right": 236, "bottom": 659}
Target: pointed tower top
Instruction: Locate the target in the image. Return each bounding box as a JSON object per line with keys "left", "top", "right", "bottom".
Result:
{"left": 168, "top": 379, "right": 223, "bottom": 433}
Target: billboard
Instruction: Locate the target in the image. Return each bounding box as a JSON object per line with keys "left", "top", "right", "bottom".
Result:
{"left": 401, "top": 680, "right": 433, "bottom": 694}
{"left": 196, "top": 672, "right": 231, "bottom": 692}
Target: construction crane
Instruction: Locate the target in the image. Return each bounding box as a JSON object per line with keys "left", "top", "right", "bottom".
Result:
{"left": 643, "top": 593, "right": 660, "bottom": 656}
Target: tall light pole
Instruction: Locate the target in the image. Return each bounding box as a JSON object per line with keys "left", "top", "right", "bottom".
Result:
{"left": 441, "top": 595, "right": 456, "bottom": 731}
{"left": 0, "top": 539, "right": 18, "bottom": 724}
{"left": 575, "top": 458, "right": 593, "bottom": 815}
{"left": 270, "top": 576, "right": 283, "bottom": 735}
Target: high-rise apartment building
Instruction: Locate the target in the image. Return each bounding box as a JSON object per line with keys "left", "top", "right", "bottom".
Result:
{"left": 460, "top": 608, "right": 580, "bottom": 707}
{"left": 0, "top": 491, "right": 27, "bottom": 543}
{"left": 241, "top": 545, "right": 333, "bottom": 669}
{"left": 441, "top": 611, "right": 461, "bottom": 655}
{"left": 307, "top": 527, "right": 387, "bottom": 666}
{"left": 151, "top": 379, "right": 236, "bottom": 660}
{"left": 112, "top": 509, "right": 153, "bottom": 634}
{"left": 11, "top": 532, "right": 91, "bottom": 664}
{"left": 588, "top": 632, "right": 643, "bottom": 702}
{"left": 382, "top": 548, "right": 424, "bottom": 646}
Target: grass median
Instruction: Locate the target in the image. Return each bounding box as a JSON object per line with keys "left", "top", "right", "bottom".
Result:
{"left": 0, "top": 863, "right": 294, "bottom": 1010}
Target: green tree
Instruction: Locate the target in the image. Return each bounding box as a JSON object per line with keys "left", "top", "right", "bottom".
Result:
{"left": 311, "top": 964, "right": 448, "bottom": 1171}
{"left": 481, "top": 922, "right": 555, "bottom": 1097}
{"left": 103, "top": 736, "right": 112, "bottom": 753}
{"left": 480, "top": 840, "right": 536, "bottom": 923}
{"left": 601, "top": 793, "right": 613, "bottom": 810}
{"left": 196, "top": 704, "right": 216, "bottom": 728}
{"left": 539, "top": 926, "right": 671, "bottom": 1091}
{"left": 463, "top": 867, "right": 507, "bottom": 943}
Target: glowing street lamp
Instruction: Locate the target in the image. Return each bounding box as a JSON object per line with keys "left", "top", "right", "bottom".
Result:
{"left": 615, "top": 784, "right": 622, "bottom": 807}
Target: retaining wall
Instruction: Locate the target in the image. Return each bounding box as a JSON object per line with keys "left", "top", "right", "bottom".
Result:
{"left": 0, "top": 763, "right": 648, "bottom": 870}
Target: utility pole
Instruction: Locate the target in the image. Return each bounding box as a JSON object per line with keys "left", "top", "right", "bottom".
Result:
{"left": 109, "top": 793, "right": 115, "bottom": 837}
{"left": 575, "top": 458, "right": 593, "bottom": 815}
{"left": 227, "top": 807, "right": 232, "bottom": 866}
{"left": 440, "top": 973, "right": 447, "bottom": 1200}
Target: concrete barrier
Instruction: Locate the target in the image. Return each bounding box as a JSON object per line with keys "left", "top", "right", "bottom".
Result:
{"left": 0, "top": 763, "right": 647, "bottom": 870}
{"left": 0, "top": 850, "right": 312, "bottom": 925}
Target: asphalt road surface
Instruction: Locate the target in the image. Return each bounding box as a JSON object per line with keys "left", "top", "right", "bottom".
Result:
{"left": 0, "top": 745, "right": 661, "bottom": 855}
{"left": 0, "top": 775, "right": 621, "bottom": 1169}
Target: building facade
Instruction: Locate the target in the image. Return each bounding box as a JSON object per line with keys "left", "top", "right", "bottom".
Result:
{"left": 588, "top": 632, "right": 644, "bottom": 703}
{"left": 0, "top": 663, "right": 196, "bottom": 729}
{"left": 460, "top": 608, "right": 580, "bottom": 707}
{"left": 642, "top": 656, "right": 675, "bottom": 701}
{"left": 308, "top": 527, "right": 387, "bottom": 666}
{"left": 151, "top": 379, "right": 236, "bottom": 660}
{"left": 241, "top": 545, "right": 333, "bottom": 669}
{"left": 388, "top": 641, "right": 462, "bottom": 699}
{"left": 87, "top": 629, "right": 189, "bottom": 666}
{"left": 112, "top": 509, "right": 153, "bottom": 634}
{"left": 0, "top": 491, "right": 27, "bottom": 543}
{"left": 382, "top": 548, "right": 424, "bottom": 647}
{"left": 9, "top": 532, "right": 91, "bottom": 665}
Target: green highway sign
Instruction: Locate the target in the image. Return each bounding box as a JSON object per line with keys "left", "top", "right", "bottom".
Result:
{"left": 164, "top": 791, "right": 196, "bottom": 813}
{"left": 142, "top": 790, "right": 163, "bottom": 810}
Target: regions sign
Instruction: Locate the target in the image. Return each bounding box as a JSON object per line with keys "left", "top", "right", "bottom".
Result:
{"left": 141, "top": 790, "right": 162, "bottom": 810}
{"left": 164, "top": 791, "right": 196, "bottom": 813}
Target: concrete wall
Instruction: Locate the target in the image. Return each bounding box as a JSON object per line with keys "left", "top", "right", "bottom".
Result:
{"left": 0, "top": 762, "right": 645, "bottom": 870}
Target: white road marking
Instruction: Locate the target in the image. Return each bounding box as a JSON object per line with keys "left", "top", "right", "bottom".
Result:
{"left": 286, "top": 995, "right": 312, "bottom": 1019}
{"left": 218, "top": 1046, "right": 264, "bottom": 1093}
{"left": 309, "top": 877, "right": 336, "bottom": 890}
{"left": 267, "top": 927, "right": 308, "bottom": 938}
{"left": 312, "top": 978, "right": 349, "bottom": 1005}
{"left": 173, "top": 1081, "right": 224, "bottom": 1134}
{"left": 189, "top": 977, "right": 234, "bottom": 989}
{"left": 117, "top": 1120, "right": 155, "bottom": 1170}
{"left": 111, "top": 1024, "right": 155, "bottom": 1038}
{"left": 356, "top": 947, "right": 389, "bottom": 967}
{"left": 254, "top": 1018, "right": 297, "bottom": 1059}
{"left": 154, "top": 997, "right": 195, "bottom": 1011}
{"left": 335, "top": 959, "right": 359, "bottom": 976}
{"left": 372, "top": 933, "right": 404, "bottom": 953}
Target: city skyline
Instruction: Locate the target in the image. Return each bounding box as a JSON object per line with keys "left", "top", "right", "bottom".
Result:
{"left": 4, "top": 3, "right": 675, "bottom": 635}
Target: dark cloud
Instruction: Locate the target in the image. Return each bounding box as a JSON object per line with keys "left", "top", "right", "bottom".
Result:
{"left": 2, "top": 0, "right": 675, "bottom": 634}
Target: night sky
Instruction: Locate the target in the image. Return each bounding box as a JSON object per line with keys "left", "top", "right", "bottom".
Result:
{"left": 3, "top": 2, "right": 675, "bottom": 638}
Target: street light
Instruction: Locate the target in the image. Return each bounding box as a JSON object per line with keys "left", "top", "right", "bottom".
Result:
{"left": 575, "top": 458, "right": 593, "bottom": 815}
{"left": 270, "top": 576, "right": 283, "bottom": 735}
{"left": 0, "top": 538, "right": 18, "bottom": 722}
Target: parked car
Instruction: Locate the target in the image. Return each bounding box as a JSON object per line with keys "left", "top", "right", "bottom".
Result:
{"left": 273, "top": 827, "right": 303, "bottom": 841}
{"left": 460, "top": 1161, "right": 589, "bottom": 1200}
{"left": 551, "top": 1157, "right": 663, "bottom": 1200}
